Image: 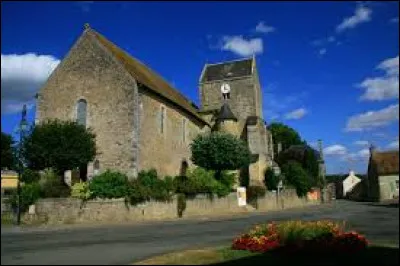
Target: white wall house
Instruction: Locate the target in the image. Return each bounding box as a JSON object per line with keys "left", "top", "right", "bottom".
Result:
{"left": 342, "top": 170, "right": 361, "bottom": 197}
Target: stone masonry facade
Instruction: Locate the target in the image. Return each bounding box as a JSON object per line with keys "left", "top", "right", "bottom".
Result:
{"left": 36, "top": 25, "right": 274, "bottom": 185}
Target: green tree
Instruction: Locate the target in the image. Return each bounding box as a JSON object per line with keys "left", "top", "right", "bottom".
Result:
{"left": 264, "top": 168, "right": 280, "bottom": 191}
{"left": 281, "top": 161, "right": 312, "bottom": 197}
{"left": 267, "top": 122, "right": 304, "bottom": 158}
{"left": 1, "top": 131, "right": 16, "bottom": 170}
{"left": 21, "top": 119, "right": 97, "bottom": 178}
{"left": 277, "top": 144, "right": 322, "bottom": 188}
{"left": 190, "top": 132, "right": 251, "bottom": 180}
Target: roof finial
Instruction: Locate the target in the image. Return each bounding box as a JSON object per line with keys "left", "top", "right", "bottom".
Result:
{"left": 84, "top": 23, "right": 90, "bottom": 30}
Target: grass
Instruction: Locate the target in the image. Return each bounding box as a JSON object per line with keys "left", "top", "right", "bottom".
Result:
{"left": 133, "top": 245, "right": 399, "bottom": 265}
{"left": 1, "top": 212, "right": 14, "bottom": 226}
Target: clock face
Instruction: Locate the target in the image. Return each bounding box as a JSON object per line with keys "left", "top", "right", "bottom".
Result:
{"left": 221, "top": 83, "right": 231, "bottom": 94}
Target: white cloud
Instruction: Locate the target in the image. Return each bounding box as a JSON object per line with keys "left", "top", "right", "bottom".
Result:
{"left": 324, "top": 145, "right": 348, "bottom": 156}
{"left": 390, "top": 17, "right": 399, "bottom": 23}
{"left": 387, "top": 139, "right": 399, "bottom": 150}
{"left": 319, "top": 48, "right": 327, "bottom": 56}
{"left": 341, "top": 148, "right": 370, "bottom": 162}
{"left": 255, "top": 21, "right": 276, "bottom": 34}
{"left": 327, "top": 36, "right": 335, "bottom": 42}
{"left": 263, "top": 88, "right": 308, "bottom": 120}
{"left": 359, "top": 55, "right": 399, "bottom": 101}
{"left": 221, "top": 36, "right": 263, "bottom": 57}
{"left": 377, "top": 55, "right": 399, "bottom": 76}
{"left": 284, "top": 108, "right": 307, "bottom": 120}
{"left": 1, "top": 53, "right": 60, "bottom": 114}
{"left": 336, "top": 5, "right": 372, "bottom": 33}
{"left": 354, "top": 140, "right": 370, "bottom": 146}
{"left": 345, "top": 104, "right": 399, "bottom": 132}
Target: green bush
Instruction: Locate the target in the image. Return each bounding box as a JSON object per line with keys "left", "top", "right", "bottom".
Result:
{"left": 89, "top": 170, "right": 129, "bottom": 199}
{"left": 21, "top": 169, "right": 41, "bottom": 184}
{"left": 127, "top": 169, "right": 175, "bottom": 205}
{"left": 174, "top": 167, "right": 232, "bottom": 197}
{"left": 281, "top": 161, "right": 312, "bottom": 197}
{"left": 264, "top": 168, "right": 280, "bottom": 191}
{"left": 190, "top": 132, "right": 251, "bottom": 175}
{"left": 246, "top": 185, "right": 266, "bottom": 203}
{"left": 9, "top": 183, "right": 41, "bottom": 212}
{"left": 21, "top": 119, "right": 97, "bottom": 178}
{"left": 71, "top": 181, "right": 92, "bottom": 200}
{"left": 177, "top": 193, "right": 186, "bottom": 218}
{"left": 39, "top": 168, "right": 71, "bottom": 198}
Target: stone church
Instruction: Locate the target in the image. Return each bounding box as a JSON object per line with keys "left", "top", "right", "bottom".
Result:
{"left": 36, "top": 25, "right": 275, "bottom": 187}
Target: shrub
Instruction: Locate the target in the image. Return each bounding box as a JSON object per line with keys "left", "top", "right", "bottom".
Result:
{"left": 89, "top": 170, "right": 129, "bottom": 199}
{"left": 177, "top": 193, "right": 186, "bottom": 218}
{"left": 39, "top": 168, "right": 71, "bottom": 198}
{"left": 264, "top": 168, "right": 280, "bottom": 191}
{"left": 21, "top": 169, "right": 41, "bottom": 184}
{"left": 246, "top": 185, "right": 266, "bottom": 206}
{"left": 21, "top": 119, "right": 96, "bottom": 177}
{"left": 174, "top": 167, "right": 232, "bottom": 197}
{"left": 127, "top": 169, "right": 175, "bottom": 205}
{"left": 190, "top": 132, "right": 251, "bottom": 178}
{"left": 281, "top": 161, "right": 312, "bottom": 197}
{"left": 70, "top": 181, "right": 92, "bottom": 200}
{"left": 8, "top": 182, "right": 41, "bottom": 213}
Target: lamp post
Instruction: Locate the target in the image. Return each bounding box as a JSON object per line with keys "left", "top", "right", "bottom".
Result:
{"left": 16, "top": 104, "right": 28, "bottom": 225}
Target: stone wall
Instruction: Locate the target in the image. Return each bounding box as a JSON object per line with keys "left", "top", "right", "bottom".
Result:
{"left": 36, "top": 29, "right": 139, "bottom": 177}
{"left": 138, "top": 89, "right": 206, "bottom": 177}
{"left": 22, "top": 189, "right": 321, "bottom": 226}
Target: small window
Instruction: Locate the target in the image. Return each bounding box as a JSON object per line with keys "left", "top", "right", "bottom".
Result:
{"left": 182, "top": 119, "right": 187, "bottom": 143}
{"left": 94, "top": 160, "right": 100, "bottom": 176}
{"left": 160, "top": 106, "right": 166, "bottom": 134}
{"left": 76, "top": 99, "right": 87, "bottom": 127}
{"left": 396, "top": 180, "right": 399, "bottom": 190}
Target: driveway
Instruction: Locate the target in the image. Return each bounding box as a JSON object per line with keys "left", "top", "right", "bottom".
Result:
{"left": 1, "top": 200, "right": 399, "bottom": 265}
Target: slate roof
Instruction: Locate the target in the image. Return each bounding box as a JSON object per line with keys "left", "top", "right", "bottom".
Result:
{"left": 88, "top": 28, "right": 208, "bottom": 125}
{"left": 216, "top": 102, "right": 237, "bottom": 121}
{"left": 201, "top": 58, "right": 253, "bottom": 82}
{"left": 371, "top": 150, "right": 399, "bottom": 176}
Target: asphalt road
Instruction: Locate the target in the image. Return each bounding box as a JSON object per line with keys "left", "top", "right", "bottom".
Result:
{"left": 1, "top": 200, "right": 399, "bottom": 265}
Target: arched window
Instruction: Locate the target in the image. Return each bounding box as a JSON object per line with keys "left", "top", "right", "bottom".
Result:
{"left": 160, "top": 105, "right": 166, "bottom": 134}
{"left": 76, "top": 99, "right": 87, "bottom": 127}
{"left": 182, "top": 118, "right": 187, "bottom": 143}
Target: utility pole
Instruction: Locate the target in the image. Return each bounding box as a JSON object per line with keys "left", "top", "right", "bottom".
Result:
{"left": 17, "top": 104, "right": 28, "bottom": 225}
{"left": 318, "top": 139, "right": 326, "bottom": 203}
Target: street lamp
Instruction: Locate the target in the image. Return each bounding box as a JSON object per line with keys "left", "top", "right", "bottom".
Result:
{"left": 16, "top": 104, "right": 28, "bottom": 225}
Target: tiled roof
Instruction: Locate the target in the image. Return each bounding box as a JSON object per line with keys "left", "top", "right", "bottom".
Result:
{"left": 201, "top": 58, "right": 253, "bottom": 82}
{"left": 371, "top": 150, "right": 399, "bottom": 175}
{"left": 88, "top": 29, "right": 208, "bottom": 125}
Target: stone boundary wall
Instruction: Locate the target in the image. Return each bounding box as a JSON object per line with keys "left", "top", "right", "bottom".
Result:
{"left": 23, "top": 189, "right": 321, "bottom": 226}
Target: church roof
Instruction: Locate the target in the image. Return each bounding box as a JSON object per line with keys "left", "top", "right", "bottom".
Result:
{"left": 370, "top": 150, "right": 399, "bottom": 176}
{"left": 201, "top": 58, "right": 253, "bottom": 83}
{"left": 216, "top": 102, "right": 237, "bottom": 121}
{"left": 88, "top": 28, "right": 208, "bottom": 125}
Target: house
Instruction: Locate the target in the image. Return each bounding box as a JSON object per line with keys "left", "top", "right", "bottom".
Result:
{"left": 366, "top": 147, "right": 399, "bottom": 201}
{"left": 342, "top": 170, "right": 362, "bottom": 197}
{"left": 35, "top": 24, "right": 275, "bottom": 186}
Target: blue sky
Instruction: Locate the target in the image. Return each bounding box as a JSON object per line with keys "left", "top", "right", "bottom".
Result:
{"left": 1, "top": 1, "right": 399, "bottom": 175}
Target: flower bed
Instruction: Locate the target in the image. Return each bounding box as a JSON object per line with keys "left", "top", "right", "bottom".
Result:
{"left": 232, "top": 220, "right": 368, "bottom": 254}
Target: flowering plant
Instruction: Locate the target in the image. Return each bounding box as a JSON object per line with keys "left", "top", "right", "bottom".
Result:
{"left": 232, "top": 220, "right": 368, "bottom": 254}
